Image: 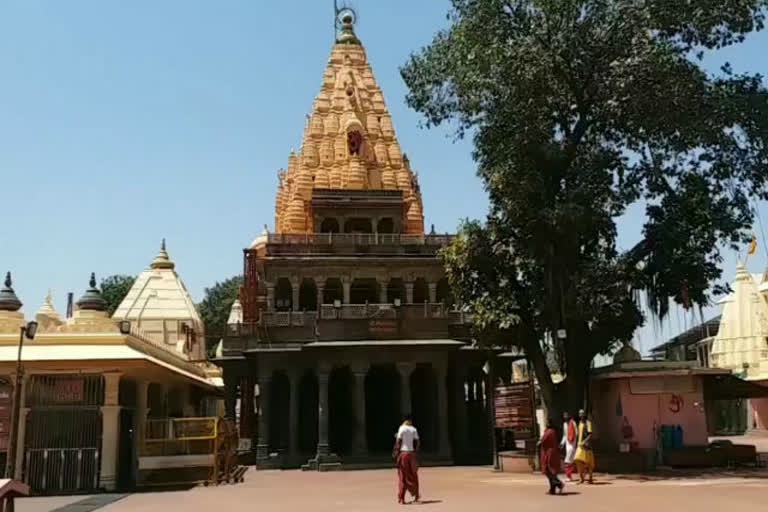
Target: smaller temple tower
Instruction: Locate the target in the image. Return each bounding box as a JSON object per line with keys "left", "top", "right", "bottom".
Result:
{"left": 709, "top": 263, "right": 768, "bottom": 430}
{"left": 113, "top": 240, "right": 206, "bottom": 361}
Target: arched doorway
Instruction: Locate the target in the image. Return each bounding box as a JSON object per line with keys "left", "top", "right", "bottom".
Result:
{"left": 377, "top": 217, "right": 395, "bottom": 234}
{"left": 465, "top": 366, "right": 491, "bottom": 462}
{"left": 329, "top": 366, "right": 355, "bottom": 456}
{"left": 275, "top": 278, "right": 293, "bottom": 311}
{"left": 413, "top": 278, "right": 429, "bottom": 304}
{"left": 323, "top": 278, "right": 343, "bottom": 305}
{"left": 411, "top": 366, "right": 438, "bottom": 452}
{"left": 365, "top": 364, "right": 401, "bottom": 453}
{"left": 269, "top": 372, "right": 290, "bottom": 451}
{"left": 320, "top": 218, "right": 340, "bottom": 233}
{"left": 351, "top": 278, "right": 378, "bottom": 304}
{"left": 436, "top": 278, "right": 453, "bottom": 307}
{"left": 387, "top": 278, "right": 405, "bottom": 304}
{"left": 298, "top": 371, "right": 318, "bottom": 454}
{"left": 299, "top": 278, "right": 318, "bottom": 311}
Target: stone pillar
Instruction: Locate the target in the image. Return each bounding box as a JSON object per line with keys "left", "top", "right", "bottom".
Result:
{"left": 291, "top": 277, "right": 301, "bottom": 312}
{"left": 100, "top": 372, "right": 122, "bottom": 491}
{"left": 453, "top": 364, "right": 468, "bottom": 461}
{"left": 397, "top": 363, "right": 415, "bottom": 417}
{"left": 135, "top": 380, "right": 149, "bottom": 456}
{"left": 223, "top": 371, "right": 238, "bottom": 422}
{"left": 266, "top": 284, "right": 276, "bottom": 312}
{"left": 10, "top": 374, "right": 29, "bottom": 480}
{"left": 256, "top": 373, "right": 270, "bottom": 461}
{"left": 405, "top": 282, "right": 414, "bottom": 305}
{"left": 342, "top": 278, "right": 351, "bottom": 305}
{"left": 746, "top": 399, "right": 755, "bottom": 431}
{"left": 428, "top": 283, "right": 438, "bottom": 304}
{"left": 288, "top": 369, "right": 301, "bottom": 458}
{"left": 351, "top": 363, "right": 368, "bottom": 456}
{"left": 316, "top": 366, "right": 331, "bottom": 459}
{"left": 434, "top": 363, "right": 451, "bottom": 458}
{"left": 378, "top": 279, "right": 388, "bottom": 304}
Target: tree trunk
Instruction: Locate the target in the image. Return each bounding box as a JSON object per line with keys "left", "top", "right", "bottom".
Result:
{"left": 534, "top": 359, "right": 590, "bottom": 428}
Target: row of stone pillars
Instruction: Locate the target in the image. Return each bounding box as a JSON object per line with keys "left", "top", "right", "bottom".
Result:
{"left": 266, "top": 278, "right": 444, "bottom": 312}
{"left": 242, "top": 361, "right": 452, "bottom": 464}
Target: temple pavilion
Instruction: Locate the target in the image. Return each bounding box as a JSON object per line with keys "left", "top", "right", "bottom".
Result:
{"left": 0, "top": 242, "right": 222, "bottom": 494}
{"left": 215, "top": 12, "right": 496, "bottom": 470}
{"left": 707, "top": 263, "right": 768, "bottom": 430}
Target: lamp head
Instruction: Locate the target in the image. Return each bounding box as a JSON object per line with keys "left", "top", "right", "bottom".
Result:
{"left": 25, "top": 321, "right": 38, "bottom": 340}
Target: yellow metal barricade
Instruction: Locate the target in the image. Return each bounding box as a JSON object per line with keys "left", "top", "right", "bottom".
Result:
{"left": 141, "top": 417, "right": 240, "bottom": 486}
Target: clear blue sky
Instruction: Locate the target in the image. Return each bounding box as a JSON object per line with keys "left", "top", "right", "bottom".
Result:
{"left": 1, "top": 1, "right": 766, "bottom": 354}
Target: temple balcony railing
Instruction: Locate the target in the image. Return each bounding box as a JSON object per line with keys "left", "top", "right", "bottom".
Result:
{"left": 248, "top": 233, "right": 456, "bottom": 257}
{"left": 256, "top": 304, "right": 471, "bottom": 323}
{"left": 219, "top": 304, "right": 473, "bottom": 353}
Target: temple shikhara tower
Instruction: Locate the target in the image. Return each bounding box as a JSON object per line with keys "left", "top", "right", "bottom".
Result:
{"left": 216, "top": 11, "right": 494, "bottom": 470}
{"left": 274, "top": 15, "right": 424, "bottom": 236}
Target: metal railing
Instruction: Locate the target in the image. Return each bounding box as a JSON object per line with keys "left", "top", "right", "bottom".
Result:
{"left": 261, "top": 311, "right": 317, "bottom": 327}
{"left": 24, "top": 447, "right": 100, "bottom": 493}
{"left": 261, "top": 233, "right": 455, "bottom": 247}
{"left": 139, "top": 417, "right": 239, "bottom": 487}
{"left": 145, "top": 417, "right": 218, "bottom": 442}
{"left": 227, "top": 305, "right": 471, "bottom": 334}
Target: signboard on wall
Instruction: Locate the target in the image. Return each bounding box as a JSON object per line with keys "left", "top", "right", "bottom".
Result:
{"left": 494, "top": 381, "right": 536, "bottom": 438}
{"left": 368, "top": 318, "right": 399, "bottom": 339}
{"left": 53, "top": 379, "right": 85, "bottom": 403}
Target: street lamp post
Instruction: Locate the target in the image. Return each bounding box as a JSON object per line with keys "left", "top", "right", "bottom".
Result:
{"left": 5, "top": 321, "right": 38, "bottom": 480}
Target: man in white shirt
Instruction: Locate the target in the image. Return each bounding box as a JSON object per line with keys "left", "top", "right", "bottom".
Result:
{"left": 393, "top": 414, "right": 420, "bottom": 504}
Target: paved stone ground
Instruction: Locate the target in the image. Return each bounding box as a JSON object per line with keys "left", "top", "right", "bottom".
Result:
{"left": 15, "top": 466, "right": 768, "bottom": 512}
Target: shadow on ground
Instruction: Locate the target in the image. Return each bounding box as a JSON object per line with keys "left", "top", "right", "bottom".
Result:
{"left": 612, "top": 467, "right": 768, "bottom": 482}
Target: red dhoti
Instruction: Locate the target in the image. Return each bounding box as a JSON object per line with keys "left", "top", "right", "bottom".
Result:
{"left": 397, "top": 452, "right": 419, "bottom": 503}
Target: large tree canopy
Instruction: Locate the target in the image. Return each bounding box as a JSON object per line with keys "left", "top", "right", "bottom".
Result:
{"left": 100, "top": 275, "right": 136, "bottom": 316}
{"left": 198, "top": 275, "right": 243, "bottom": 350}
{"left": 402, "top": 0, "right": 768, "bottom": 412}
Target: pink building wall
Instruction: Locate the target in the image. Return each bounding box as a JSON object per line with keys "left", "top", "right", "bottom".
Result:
{"left": 750, "top": 398, "right": 768, "bottom": 430}
{"left": 592, "top": 377, "right": 708, "bottom": 451}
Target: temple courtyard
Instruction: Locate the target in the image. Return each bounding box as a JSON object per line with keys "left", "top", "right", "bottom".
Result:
{"left": 16, "top": 465, "right": 768, "bottom": 512}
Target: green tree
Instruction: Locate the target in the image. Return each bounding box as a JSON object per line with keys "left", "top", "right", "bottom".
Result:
{"left": 100, "top": 275, "right": 136, "bottom": 316}
{"left": 402, "top": 0, "right": 768, "bottom": 413}
{"left": 198, "top": 275, "right": 243, "bottom": 349}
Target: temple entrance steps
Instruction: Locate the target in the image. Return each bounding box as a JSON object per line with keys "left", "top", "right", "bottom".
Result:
{"left": 298, "top": 454, "right": 453, "bottom": 471}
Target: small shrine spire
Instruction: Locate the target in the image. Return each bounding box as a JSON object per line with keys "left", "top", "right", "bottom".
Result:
{"left": 76, "top": 272, "right": 107, "bottom": 312}
{"left": 151, "top": 238, "right": 175, "bottom": 270}
{"left": 0, "top": 272, "right": 22, "bottom": 312}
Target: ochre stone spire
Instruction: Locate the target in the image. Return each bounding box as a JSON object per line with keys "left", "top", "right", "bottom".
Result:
{"left": 274, "top": 14, "right": 425, "bottom": 234}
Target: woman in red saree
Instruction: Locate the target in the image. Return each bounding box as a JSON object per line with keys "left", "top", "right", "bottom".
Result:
{"left": 538, "top": 419, "right": 564, "bottom": 495}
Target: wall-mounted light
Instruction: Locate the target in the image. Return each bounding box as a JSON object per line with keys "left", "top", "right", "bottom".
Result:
{"left": 24, "top": 321, "right": 38, "bottom": 340}
{"left": 119, "top": 320, "right": 131, "bottom": 335}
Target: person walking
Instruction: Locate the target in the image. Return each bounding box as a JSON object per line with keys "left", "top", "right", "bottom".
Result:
{"left": 561, "top": 411, "right": 578, "bottom": 481}
{"left": 538, "top": 418, "right": 564, "bottom": 495}
{"left": 573, "top": 409, "right": 595, "bottom": 484}
{"left": 393, "top": 414, "right": 420, "bottom": 505}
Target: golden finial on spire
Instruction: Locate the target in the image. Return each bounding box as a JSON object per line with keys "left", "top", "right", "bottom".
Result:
{"left": 335, "top": 3, "right": 360, "bottom": 45}
{"left": 151, "top": 239, "right": 175, "bottom": 270}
